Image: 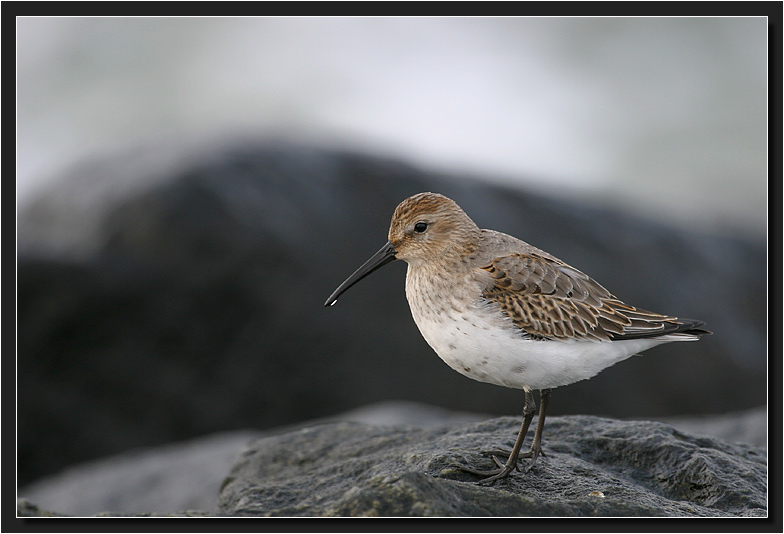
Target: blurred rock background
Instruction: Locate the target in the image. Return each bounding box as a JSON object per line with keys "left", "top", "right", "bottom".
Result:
{"left": 16, "top": 16, "right": 767, "bottom": 507}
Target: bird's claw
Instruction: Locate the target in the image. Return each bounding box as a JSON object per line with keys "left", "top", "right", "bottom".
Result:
{"left": 457, "top": 445, "right": 545, "bottom": 482}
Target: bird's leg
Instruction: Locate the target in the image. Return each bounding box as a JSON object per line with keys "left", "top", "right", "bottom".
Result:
{"left": 459, "top": 387, "right": 536, "bottom": 484}
{"left": 517, "top": 388, "right": 551, "bottom": 469}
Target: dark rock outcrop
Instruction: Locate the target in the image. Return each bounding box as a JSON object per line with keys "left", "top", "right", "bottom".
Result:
{"left": 17, "top": 140, "right": 766, "bottom": 486}
{"left": 17, "top": 403, "right": 767, "bottom": 517}
{"left": 217, "top": 416, "right": 767, "bottom": 517}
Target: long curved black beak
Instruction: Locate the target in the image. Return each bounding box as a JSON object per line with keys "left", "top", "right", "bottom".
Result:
{"left": 324, "top": 241, "right": 397, "bottom": 307}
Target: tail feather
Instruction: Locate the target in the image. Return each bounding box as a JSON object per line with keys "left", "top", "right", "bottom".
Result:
{"left": 611, "top": 318, "right": 711, "bottom": 341}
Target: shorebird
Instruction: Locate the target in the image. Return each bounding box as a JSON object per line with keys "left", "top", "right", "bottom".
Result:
{"left": 325, "top": 192, "right": 710, "bottom": 483}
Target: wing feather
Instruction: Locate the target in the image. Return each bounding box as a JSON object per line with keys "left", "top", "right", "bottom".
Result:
{"left": 477, "top": 253, "right": 701, "bottom": 341}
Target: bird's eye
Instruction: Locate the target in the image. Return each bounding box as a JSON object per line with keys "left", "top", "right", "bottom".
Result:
{"left": 414, "top": 222, "right": 428, "bottom": 233}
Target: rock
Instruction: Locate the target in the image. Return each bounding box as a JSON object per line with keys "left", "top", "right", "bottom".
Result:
{"left": 16, "top": 499, "right": 68, "bottom": 517}
{"left": 17, "top": 430, "right": 261, "bottom": 516}
{"left": 16, "top": 140, "right": 766, "bottom": 486}
{"left": 217, "top": 416, "right": 767, "bottom": 517}
{"left": 313, "top": 399, "right": 492, "bottom": 428}
{"left": 657, "top": 406, "right": 767, "bottom": 450}
{"left": 15, "top": 499, "right": 210, "bottom": 518}
{"left": 17, "top": 403, "right": 767, "bottom": 517}
{"left": 15, "top": 402, "right": 489, "bottom": 517}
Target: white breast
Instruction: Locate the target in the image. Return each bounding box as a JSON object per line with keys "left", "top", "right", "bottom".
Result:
{"left": 404, "top": 267, "right": 666, "bottom": 390}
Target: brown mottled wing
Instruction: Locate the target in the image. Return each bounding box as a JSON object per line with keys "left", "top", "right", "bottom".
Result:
{"left": 479, "top": 253, "right": 685, "bottom": 341}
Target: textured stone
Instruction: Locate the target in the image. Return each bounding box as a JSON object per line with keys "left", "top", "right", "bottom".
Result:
{"left": 16, "top": 404, "right": 767, "bottom": 517}
{"left": 16, "top": 499, "right": 210, "bottom": 517}
{"left": 217, "top": 416, "right": 767, "bottom": 517}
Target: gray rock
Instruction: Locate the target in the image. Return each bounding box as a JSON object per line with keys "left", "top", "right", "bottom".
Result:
{"left": 16, "top": 499, "right": 68, "bottom": 517}
{"left": 18, "top": 430, "right": 261, "bottom": 516}
{"left": 15, "top": 402, "right": 489, "bottom": 517}
{"left": 16, "top": 140, "right": 766, "bottom": 486}
{"left": 314, "top": 399, "right": 492, "bottom": 428}
{"left": 15, "top": 499, "right": 210, "bottom": 518}
{"left": 217, "top": 416, "right": 767, "bottom": 517}
{"left": 656, "top": 406, "right": 767, "bottom": 450}
{"left": 16, "top": 404, "right": 767, "bottom": 517}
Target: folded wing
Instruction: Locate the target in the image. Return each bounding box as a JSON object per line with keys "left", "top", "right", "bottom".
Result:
{"left": 478, "top": 253, "right": 709, "bottom": 341}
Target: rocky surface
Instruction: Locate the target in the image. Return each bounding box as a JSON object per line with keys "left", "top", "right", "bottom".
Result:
{"left": 16, "top": 140, "right": 766, "bottom": 486}
{"left": 217, "top": 416, "right": 767, "bottom": 517}
{"left": 15, "top": 499, "right": 210, "bottom": 518}
{"left": 17, "top": 430, "right": 262, "bottom": 516}
{"left": 18, "top": 403, "right": 767, "bottom": 517}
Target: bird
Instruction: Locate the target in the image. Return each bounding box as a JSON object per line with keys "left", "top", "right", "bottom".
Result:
{"left": 324, "top": 192, "right": 710, "bottom": 484}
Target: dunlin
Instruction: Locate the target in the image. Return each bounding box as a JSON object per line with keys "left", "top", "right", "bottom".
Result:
{"left": 325, "top": 192, "right": 710, "bottom": 484}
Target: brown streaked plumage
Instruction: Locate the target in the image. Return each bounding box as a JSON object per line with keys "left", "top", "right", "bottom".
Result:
{"left": 325, "top": 192, "right": 710, "bottom": 484}
{"left": 480, "top": 252, "right": 694, "bottom": 342}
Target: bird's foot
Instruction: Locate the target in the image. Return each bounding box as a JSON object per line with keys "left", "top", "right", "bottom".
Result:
{"left": 458, "top": 445, "right": 545, "bottom": 484}
{"left": 516, "top": 443, "right": 546, "bottom": 471}
{"left": 459, "top": 461, "right": 516, "bottom": 485}
{"left": 457, "top": 453, "right": 517, "bottom": 484}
